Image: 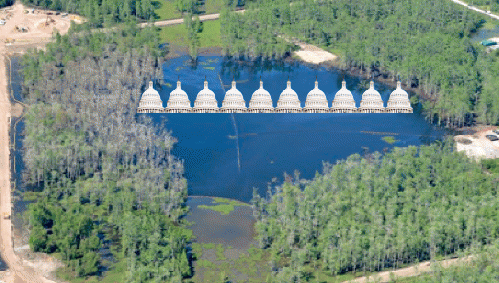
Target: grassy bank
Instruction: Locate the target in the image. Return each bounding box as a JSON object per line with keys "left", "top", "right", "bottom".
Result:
{"left": 197, "top": 196, "right": 250, "bottom": 215}
{"left": 159, "top": 19, "right": 222, "bottom": 47}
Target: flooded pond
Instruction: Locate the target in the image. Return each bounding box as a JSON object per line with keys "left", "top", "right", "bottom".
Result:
{"left": 147, "top": 56, "right": 449, "bottom": 203}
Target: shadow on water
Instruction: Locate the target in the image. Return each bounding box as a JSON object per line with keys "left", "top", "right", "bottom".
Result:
{"left": 149, "top": 56, "right": 450, "bottom": 203}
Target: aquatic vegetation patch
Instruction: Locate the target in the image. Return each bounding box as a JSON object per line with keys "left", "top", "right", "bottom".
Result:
{"left": 382, "top": 136, "right": 398, "bottom": 144}
{"left": 198, "top": 197, "right": 250, "bottom": 215}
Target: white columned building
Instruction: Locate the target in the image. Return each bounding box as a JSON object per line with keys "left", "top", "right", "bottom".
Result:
{"left": 194, "top": 79, "right": 219, "bottom": 113}
{"left": 166, "top": 80, "right": 192, "bottom": 113}
{"left": 248, "top": 80, "right": 274, "bottom": 113}
{"left": 220, "top": 80, "right": 247, "bottom": 113}
{"left": 276, "top": 80, "right": 302, "bottom": 113}
{"left": 303, "top": 80, "right": 329, "bottom": 113}
{"left": 137, "top": 81, "right": 164, "bottom": 113}
{"left": 386, "top": 81, "right": 413, "bottom": 113}
{"left": 358, "top": 80, "right": 385, "bottom": 113}
{"left": 331, "top": 80, "right": 357, "bottom": 113}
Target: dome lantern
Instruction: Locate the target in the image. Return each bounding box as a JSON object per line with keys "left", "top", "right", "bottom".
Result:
{"left": 304, "top": 79, "right": 329, "bottom": 113}
{"left": 166, "top": 78, "right": 192, "bottom": 113}
{"left": 386, "top": 80, "right": 413, "bottom": 113}
{"left": 194, "top": 78, "right": 219, "bottom": 113}
{"left": 276, "top": 79, "right": 302, "bottom": 113}
{"left": 358, "top": 79, "right": 385, "bottom": 113}
{"left": 221, "top": 79, "right": 247, "bottom": 113}
{"left": 249, "top": 78, "right": 273, "bottom": 113}
{"left": 331, "top": 79, "right": 357, "bottom": 113}
{"left": 137, "top": 80, "right": 164, "bottom": 113}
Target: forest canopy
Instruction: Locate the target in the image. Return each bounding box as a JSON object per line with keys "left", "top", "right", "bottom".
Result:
{"left": 220, "top": 0, "right": 499, "bottom": 127}
{"left": 251, "top": 142, "right": 499, "bottom": 282}
{"left": 22, "top": 25, "right": 191, "bottom": 281}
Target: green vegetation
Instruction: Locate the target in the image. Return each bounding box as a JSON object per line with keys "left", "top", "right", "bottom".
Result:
{"left": 198, "top": 197, "right": 250, "bottom": 215}
{"left": 395, "top": 241, "right": 499, "bottom": 282}
{"left": 463, "top": 0, "right": 499, "bottom": 14}
{"left": 159, "top": 19, "right": 222, "bottom": 57}
{"left": 21, "top": 25, "right": 191, "bottom": 282}
{"left": 0, "top": 0, "right": 13, "bottom": 8}
{"left": 481, "top": 158, "right": 499, "bottom": 174}
{"left": 191, "top": 243, "right": 272, "bottom": 283}
{"left": 154, "top": 0, "right": 182, "bottom": 20}
{"left": 382, "top": 136, "right": 398, "bottom": 144}
{"left": 221, "top": 0, "right": 499, "bottom": 127}
{"left": 251, "top": 141, "right": 499, "bottom": 282}
{"left": 21, "top": 0, "right": 156, "bottom": 26}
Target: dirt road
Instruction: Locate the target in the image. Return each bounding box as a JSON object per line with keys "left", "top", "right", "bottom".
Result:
{"left": 0, "top": 3, "right": 73, "bottom": 283}
{"left": 343, "top": 256, "right": 474, "bottom": 283}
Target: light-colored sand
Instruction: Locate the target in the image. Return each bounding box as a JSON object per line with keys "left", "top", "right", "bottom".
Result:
{"left": 0, "top": 3, "right": 73, "bottom": 283}
{"left": 454, "top": 127, "right": 499, "bottom": 160}
{"left": 344, "top": 256, "right": 475, "bottom": 283}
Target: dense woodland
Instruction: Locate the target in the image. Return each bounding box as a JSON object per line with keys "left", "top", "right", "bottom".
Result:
{"left": 22, "top": 23, "right": 191, "bottom": 282}
{"left": 251, "top": 142, "right": 499, "bottom": 282}
{"left": 471, "top": 0, "right": 499, "bottom": 13}
{"left": 20, "top": 0, "right": 156, "bottom": 26}
{"left": 220, "top": 0, "right": 499, "bottom": 127}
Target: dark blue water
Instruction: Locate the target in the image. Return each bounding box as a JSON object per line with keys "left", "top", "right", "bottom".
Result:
{"left": 143, "top": 56, "right": 448, "bottom": 203}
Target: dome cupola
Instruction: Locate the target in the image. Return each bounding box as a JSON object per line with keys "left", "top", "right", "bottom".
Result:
{"left": 304, "top": 79, "right": 329, "bottom": 113}
{"left": 221, "top": 79, "right": 247, "bottom": 113}
{"left": 137, "top": 80, "right": 164, "bottom": 113}
{"left": 331, "top": 80, "right": 357, "bottom": 113}
{"left": 358, "top": 80, "right": 385, "bottom": 113}
{"left": 194, "top": 78, "right": 219, "bottom": 113}
{"left": 166, "top": 79, "right": 192, "bottom": 113}
{"left": 276, "top": 79, "right": 302, "bottom": 113}
{"left": 386, "top": 81, "right": 413, "bottom": 113}
{"left": 249, "top": 79, "right": 274, "bottom": 113}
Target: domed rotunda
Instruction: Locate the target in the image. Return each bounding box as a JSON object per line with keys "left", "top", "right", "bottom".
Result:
{"left": 358, "top": 80, "right": 385, "bottom": 113}
{"left": 137, "top": 81, "right": 164, "bottom": 113}
{"left": 249, "top": 79, "right": 274, "bottom": 113}
{"left": 386, "top": 81, "right": 413, "bottom": 113}
{"left": 166, "top": 79, "right": 192, "bottom": 113}
{"left": 276, "top": 80, "right": 302, "bottom": 113}
{"left": 221, "top": 80, "right": 247, "bottom": 113}
{"left": 331, "top": 80, "right": 357, "bottom": 113}
{"left": 303, "top": 80, "right": 329, "bottom": 113}
{"left": 194, "top": 79, "right": 219, "bottom": 113}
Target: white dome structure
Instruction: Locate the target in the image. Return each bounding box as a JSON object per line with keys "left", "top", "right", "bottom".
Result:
{"left": 303, "top": 80, "right": 329, "bottom": 113}
{"left": 194, "top": 79, "right": 219, "bottom": 113}
{"left": 386, "top": 81, "right": 413, "bottom": 113}
{"left": 166, "top": 80, "right": 192, "bottom": 113}
{"left": 221, "top": 80, "right": 247, "bottom": 113}
{"left": 276, "top": 80, "right": 302, "bottom": 113}
{"left": 248, "top": 80, "right": 274, "bottom": 113}
{"left": 331, "top": 80, "right": 357, "bottom": 113}
{"left": 358, "top": 80, "right": 385, "bottom": 113}
{"left": 137, "top": 81, "right": 164, "bottom": 113}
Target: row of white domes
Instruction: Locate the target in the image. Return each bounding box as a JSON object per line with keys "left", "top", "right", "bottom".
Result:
{"left": 137, "top": 79, "right": 413, "bottom": 113}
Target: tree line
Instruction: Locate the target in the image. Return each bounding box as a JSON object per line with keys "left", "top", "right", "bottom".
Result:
{"left": 22, "top": 23, "right": 191, "bottom": 282}
{"left": 220, "top": 0, "right": 499, "bottom": 127}
{"left": 251, "top": 141, "right": 499, "bottom": 282}
{"left": 21, "top": 0, "right": 156, "bottom": 26}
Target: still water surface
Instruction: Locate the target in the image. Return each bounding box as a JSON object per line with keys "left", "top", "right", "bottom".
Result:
{"left": 147, "top": 56, "right": 449, "bottom": 203}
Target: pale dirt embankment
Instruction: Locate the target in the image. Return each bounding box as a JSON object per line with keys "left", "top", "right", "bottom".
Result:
{"left": 0, "top": 3, "right": 74, "bottom": 283}
{"left": 343, "top": 256, "right": 474, "bottom": 283}
{"left": 454, "top": 126, "right": 499, "bottom": 160}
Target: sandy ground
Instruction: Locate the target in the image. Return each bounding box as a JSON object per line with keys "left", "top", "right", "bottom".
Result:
{"left": 454, "top": 126, "right": 499, "bottom": 159}
{"left": 0, "top": 2, "right": 73, "bottom": 283}
{"left": 344, "top": 256, "right": 474, "bottom": 283}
